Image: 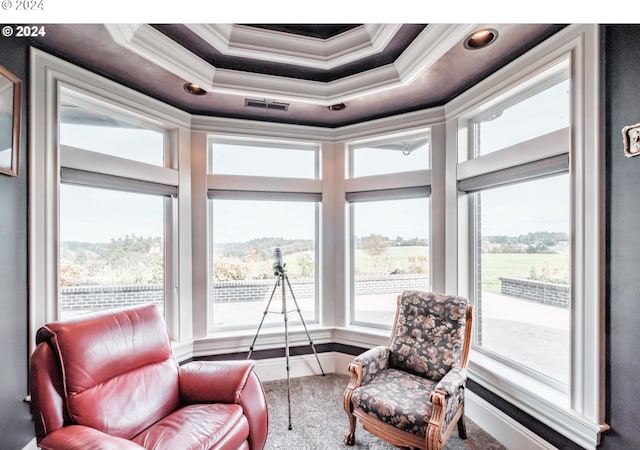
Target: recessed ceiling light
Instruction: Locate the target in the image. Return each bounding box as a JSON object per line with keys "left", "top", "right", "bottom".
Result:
{"left": 183, "top": 83, "right": 207, "bottom": 96}
{"left": 464, "top": 29, "right": 498, "bottom": 50}
{"left": 328, "top": 103, "right": 346, "bottom": 111}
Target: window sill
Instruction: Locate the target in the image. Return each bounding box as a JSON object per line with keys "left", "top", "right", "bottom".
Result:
{"left": 173, "top": 325, "right": 334, "bottom": 361}
{"left": 469, "top": 350, "right": 608, "bottom": 449}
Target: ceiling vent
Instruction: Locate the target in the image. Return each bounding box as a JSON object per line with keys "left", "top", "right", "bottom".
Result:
{"left": 244, "top": 99, "right": 289, "bottom": 111}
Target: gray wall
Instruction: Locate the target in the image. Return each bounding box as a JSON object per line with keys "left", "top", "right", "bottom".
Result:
{"left": 600, "top": 24, "right": 640, "bottom": 449}
{"left": 0, "top": 38, "right": 33, "bottom": 450}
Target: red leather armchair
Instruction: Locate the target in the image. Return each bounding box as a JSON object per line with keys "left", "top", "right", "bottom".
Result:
{"left": 29, "top": 304, "right": 268, "bottom": 450}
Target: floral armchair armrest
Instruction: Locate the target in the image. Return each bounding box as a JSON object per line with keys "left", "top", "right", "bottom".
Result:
{"left": 343, "top": 346, "right": 390, "bottom": 446}
{"left": 432, "top": 365, "right": 467, "bottom": 398}
{"left": 350, "top": 346, "right": 391, "bottom": 386}
{"left": 426, "top": 366, "right": 468, "bottom": 448}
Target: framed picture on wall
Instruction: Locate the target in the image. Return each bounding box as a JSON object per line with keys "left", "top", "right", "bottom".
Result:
{"left": 0, "top": 65, "right": 21, "bottom": 177}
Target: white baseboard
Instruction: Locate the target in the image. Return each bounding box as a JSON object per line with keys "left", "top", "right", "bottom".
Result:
{"left": 23, "top": 437, "right": 37, "bottom": 450}
{"left": 465, "top": 390, "right": 557, "bottom": 450}
{"left": 253, "top": 351, "right": 353, "bottom": 382}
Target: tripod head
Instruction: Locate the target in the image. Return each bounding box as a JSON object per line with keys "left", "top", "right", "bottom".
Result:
{"left": 272, "top": 247, "right": 287, "bottom": 276}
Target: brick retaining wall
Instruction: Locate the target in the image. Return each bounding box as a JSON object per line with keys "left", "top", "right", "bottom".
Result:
{"left": 59, "top": 274, "right": 431, "bottom": 310}
{"left": 60, "top": 284, "right": 164, "bottom": 311}
{"left": 60, "top": 276, "right": 569, "bottom": 311}
{"left": 499, "top": 277, "right": 570, "bottom": 308}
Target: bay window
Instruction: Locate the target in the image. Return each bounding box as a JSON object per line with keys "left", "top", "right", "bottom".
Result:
{"left": 55, "top": 92, "right": 177, "bottom": 320}
{"left": 207, "top": 138, "right": 321, "bottom": 332}
{"left": 461, "top": 64, "right": 572, "bottom": 388}
{"left": 346, "top": 132, "right": 431, "bottom": 328}
{"left": 453, "top": 24, "right": 605, "bottom": 448}
{"left": 30, "top": 50, "right": 187, "bottom": 342}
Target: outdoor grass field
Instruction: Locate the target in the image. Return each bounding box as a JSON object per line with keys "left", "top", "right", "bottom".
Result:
{"left": 354, "top": 246, "right": 569, "bottom": 293}
{"left": 215, "top": 244, "right": 570, "bottom": 293}
{"left": 480, "top": 253, "right": 569, "bottom": 292}
{"left": 354, "top": 246, "right": 429, "bottom": 274}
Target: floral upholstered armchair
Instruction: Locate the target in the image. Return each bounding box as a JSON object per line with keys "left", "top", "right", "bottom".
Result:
{"left": 343, "top": 290, "right": 473, "bottom": 450}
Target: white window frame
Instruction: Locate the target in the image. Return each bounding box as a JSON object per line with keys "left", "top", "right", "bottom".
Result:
{"left": 206, "top": 136, "right": 323, "bottom": 333}
{"left": 29, "top": 49, "right": 193, "bottom": 349}
{"left": 446, "top": 24, "right": 607, "bottom": 448}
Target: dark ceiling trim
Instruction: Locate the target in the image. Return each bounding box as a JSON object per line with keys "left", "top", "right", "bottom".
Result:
{"left": 241, "top": 24, "right": 361, "bottom": 40}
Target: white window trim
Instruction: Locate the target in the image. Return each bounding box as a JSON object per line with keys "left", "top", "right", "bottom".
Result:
{"left": 447, "top": 24, "right": 607, "bottom": 448}
{"left": 29, "top": 49, "right": 193, "bottom": 350}
{"left": 60, "top": 145, "right": 179, "bottom": 187}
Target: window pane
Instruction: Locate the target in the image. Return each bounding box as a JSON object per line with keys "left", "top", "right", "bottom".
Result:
{"left": 60, "top": 97, "right": 165, "bottom": 166}
{"left": 209, "top": 141, "right": 317, "bottom": 178}
{"left": 210, "top": 199, "right": 317, "bottom": 330}
{"left": 59, "top": 185, "right": 165, "bottom": 319}
{"left": 351, "top": 197, "right": 430, "bottom": 327}
{"left": 475, "top": 78, "right": 570, "bottom": 156}
{"left": 475, "top": 174, "right": 570, "bottom": 383}
{"left": 350, "top": 135, "right": 430, "bottom": 178}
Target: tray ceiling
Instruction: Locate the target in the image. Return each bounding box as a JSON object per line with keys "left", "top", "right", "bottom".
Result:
{"left": 32, "top": 23, "right": 565, "bottom": 128}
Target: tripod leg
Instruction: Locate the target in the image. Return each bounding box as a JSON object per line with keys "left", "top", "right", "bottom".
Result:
{"left": 284, "top": 275, "right": 326, "bottom": 376}
{"left": 282, "top": 277, "right": 293, "bottom": 430}
{"left": 247, "top": 279, "right": 279, "bottom": 360}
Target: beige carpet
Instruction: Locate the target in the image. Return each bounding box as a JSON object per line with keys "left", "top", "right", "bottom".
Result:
{"left": 262, "top": 373, "right": 506, "bottom": 450}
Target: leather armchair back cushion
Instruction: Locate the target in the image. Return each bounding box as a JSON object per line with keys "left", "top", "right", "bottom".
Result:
{"left": 30, "top": 342, "right": 69, "bottom": 440}
{"left": 37, "top": 304, "right": 181, "bottom": 439}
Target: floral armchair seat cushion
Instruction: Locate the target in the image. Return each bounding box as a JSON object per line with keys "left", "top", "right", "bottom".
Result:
{"left": 350, "top": 368, "right": 436, "bottom": 436}
{"left": 349, "top": 367, "right": 465, "bottom": 438}
{"left": 388, "top": 291, "right": 468, "bottom": 381}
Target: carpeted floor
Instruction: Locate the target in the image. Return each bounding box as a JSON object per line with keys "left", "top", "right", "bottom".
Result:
{"left": 262, "top": 373, "right": 506, "bottom": 450}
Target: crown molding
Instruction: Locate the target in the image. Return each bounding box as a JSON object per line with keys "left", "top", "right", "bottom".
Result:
{"left": 105, "top": 24, "right": 477, "bottom": 106}
{"left": 186, "top": 23, "right": 401, "bottom": 70}
{"left": 105, "top": 24, "right": 216, "bottom": 90}
{"left": 191, "top": 114, "right": 335, "bottom": 143}
{"left": 191, "top": 104, "right": 446, "bottom": 144}
{"left": 395, "top": 23, "right": 477, "bottom": 85}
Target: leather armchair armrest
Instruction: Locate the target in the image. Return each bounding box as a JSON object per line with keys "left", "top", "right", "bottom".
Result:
{"left": 179, "top": 360, "right": 256, "bottom": 404}
{"left": 38, "top": 425, "right": 144, "bottom": 450}
{"left": 350, "top": 345, "right": 390, "bottom": 386}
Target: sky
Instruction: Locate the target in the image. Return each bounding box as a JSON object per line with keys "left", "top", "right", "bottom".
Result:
{"left": 60, "top": 184, "right": 164, "bottom": 243}
{"left": 480, "top": 175, "right": 569, "bottom": 236}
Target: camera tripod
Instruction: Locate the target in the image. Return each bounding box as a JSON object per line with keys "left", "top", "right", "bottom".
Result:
{"left": 247, "top": 269, "right": 325, "bottom": 430}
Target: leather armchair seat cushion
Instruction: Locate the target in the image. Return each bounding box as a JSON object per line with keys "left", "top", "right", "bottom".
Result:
{"left": 131, "top": 404, "right": 249, "bottom": 450}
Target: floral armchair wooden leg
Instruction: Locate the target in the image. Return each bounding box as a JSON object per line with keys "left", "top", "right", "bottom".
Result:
{"left": 343, "top": 365, "right": 359, "bottom": 446}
